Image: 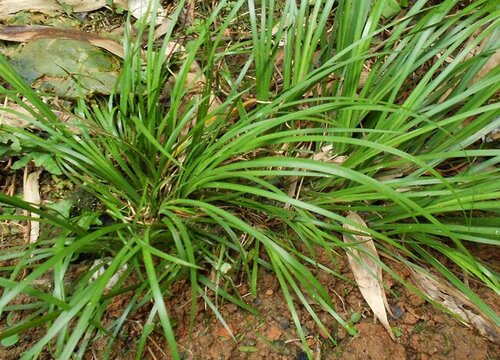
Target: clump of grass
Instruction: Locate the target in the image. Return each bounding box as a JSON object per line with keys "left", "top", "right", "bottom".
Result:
{"left": 0, "top": 0, "right": 499, "bottom": 358}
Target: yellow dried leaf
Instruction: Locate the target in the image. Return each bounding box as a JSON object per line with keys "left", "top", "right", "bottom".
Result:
{"left": 342, "top": 212, "right": 395, "bottom": 340}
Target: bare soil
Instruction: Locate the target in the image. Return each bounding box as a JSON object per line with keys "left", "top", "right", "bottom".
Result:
{"left": 1, "top": 242, "right": 498, "bottom": 359}
{"left": 157, "top": 249, "right": 499, "bottom": 360}
{"left": 1, "top": 213, "right": 499, "bottom": 360}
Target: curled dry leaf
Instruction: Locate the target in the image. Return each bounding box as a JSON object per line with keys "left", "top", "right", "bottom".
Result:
{"left": 342, "top": 212, "right": 395, "bottom": 340}
{"left": 128, "top": 0, "right": 167, "bottom": 26}
{"left": 0, "top": 102, "right": 33, "bottom": 128}
{"left": 311, "top": 145, "right": 348, "bottom": 164}
{"left": 161, "top": 41, "right": 222, "bottom": 163}
{"left": 161, "top": 42, "right": 221, "bottom": 114}
{"left": 410, "top": 265, "right": 499, "bottom": 342}
{"left": 90, "top": 258, "right": 128, "bottom": 292}
{"left": 0, "top": 0, "right": 127, "bottom": 17}
{"left": 0, "top": 102, "right": 80, "bottom": 132}
{"left": 0, "top": 25, "right": 125, "bottom": 58}
{"left": 23, "top": 170, "right": 42, "bottom": 244}
{"left": 285, "top": 145, "right": 347, "bottom": 208}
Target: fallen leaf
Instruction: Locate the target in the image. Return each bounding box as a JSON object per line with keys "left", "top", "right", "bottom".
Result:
{"left": 0, "top": 101, "right": 82, "bottom": 133}
{"left": 0, "top": 25, "right": 125, "bottom": 58}
{"left": 0, "top": 102, "right": 33, "bottom": 128}
{"left": 153, "top": 15, "right": 175, "bottom": 40}
{"left": 410, "top": 265, "right": 499, "bottom": 342}
{"left": 128, "top": 0, "right": 166, "bottom": 25}
{"left": 160, "top": 41, "right": 222, "bottom": 163}
{"left": 342, "top": 212, "right": 395, "bottom": 340}
{"left": 0, "top": 0, "right": 127, "bottom": 17}
{"left": 311, "top": 145, "right": 348, "bottom": 164}
{"left": 215, "top": 323, "right": 236, "bottom": 338}
{"left": 90, "top": 258, "right": 128, "bottom": 291}
{"left": 9, "top": 38, "right": 120, "bottom": 98}
{"left": 23, "top": 169, "right": 42, "bottom": 244}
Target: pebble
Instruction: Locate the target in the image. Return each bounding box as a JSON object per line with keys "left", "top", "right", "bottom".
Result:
{"left": 278, "top": 317, "right": 290, "bottom": 330}
{"left": 390, "top": 304, "right": 405, "bottom": 320}
{"left": 265, "top": 289, "right": 274, "bottom": 296}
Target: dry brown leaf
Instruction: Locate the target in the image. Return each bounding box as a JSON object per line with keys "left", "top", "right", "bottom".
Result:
{"left": 0, "top": 25, "right": 218, "bottom": 105}
{"left": 311, "top": 145, "right": 348, "bottom": 164}
{"left": 0, "top": 25, "right": 125, "bottom": 58}
{"left": 0, "top": 0, "right": 127, "bottom": 17}
{"left": 473, "top": 50, "right": 500, "bottom": 83}
{"left": 410, "top": 266, "right": 499, "bottom": 342}
{"left": 0, "top": 102, "right": 33, "bottom": 128}
{"left": 153, "top": 15, "right": 174, "bottom": 40}
{"left": 342, "top": 212, "right": 395, "bottom": 341}
{"left": 23, "top": 169, "right": 42, "bottom": 244}
{"left": 1, "top": 101, "right": 81, "bottom": 132}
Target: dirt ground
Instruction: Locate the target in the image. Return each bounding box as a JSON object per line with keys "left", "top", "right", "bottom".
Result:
{"left": 1, "top": 184, "right": 499, "bottom": 360}
{"left": 158, "top": 248, "right": 500, "bottom": 360}
{"left": 1, "top": 242, "right": 498, "bottom": 359}
{"left": 35, "top": 248, "right": 499, "bottom": 360}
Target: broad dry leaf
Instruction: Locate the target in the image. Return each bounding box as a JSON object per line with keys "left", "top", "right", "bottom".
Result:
{"left": 23, "top": 170, "right": 42, "bottom": 244}
{"left": 343, "top": 212, "right": 395, "bottom": 340}
{"left": 153, "top": 15, "right": 175, "bottom": 40}
{"left": 0, "top": 25, "right": 125, "bottom": 58}
{"left": 410, "top": 266, "right": 499, "bottom": 342}
{"left": 0, "top": 0, "right": 127, "bottom": 17}
{"left": 128, "top": 0, "right": 166, "bottom": 25}
{"left": 0, "top": 102, "right": 33, "bottom": 128}
{"left": 1, "top": 102, "right": 80, "bottom": 132}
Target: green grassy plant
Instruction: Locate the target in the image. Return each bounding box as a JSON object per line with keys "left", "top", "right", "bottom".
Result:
{"left": 0, "top": 0, "right": 499, "bottom": 359}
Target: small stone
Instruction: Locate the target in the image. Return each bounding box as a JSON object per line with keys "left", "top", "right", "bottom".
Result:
{"left": 265, "top": 289, "right": 274, "bottom": 296}
{"left": 390, "top": 304, "right": 405, "bottom": 320}
{"left": 278, "top": 317, "right": 290, "bottom": 330}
